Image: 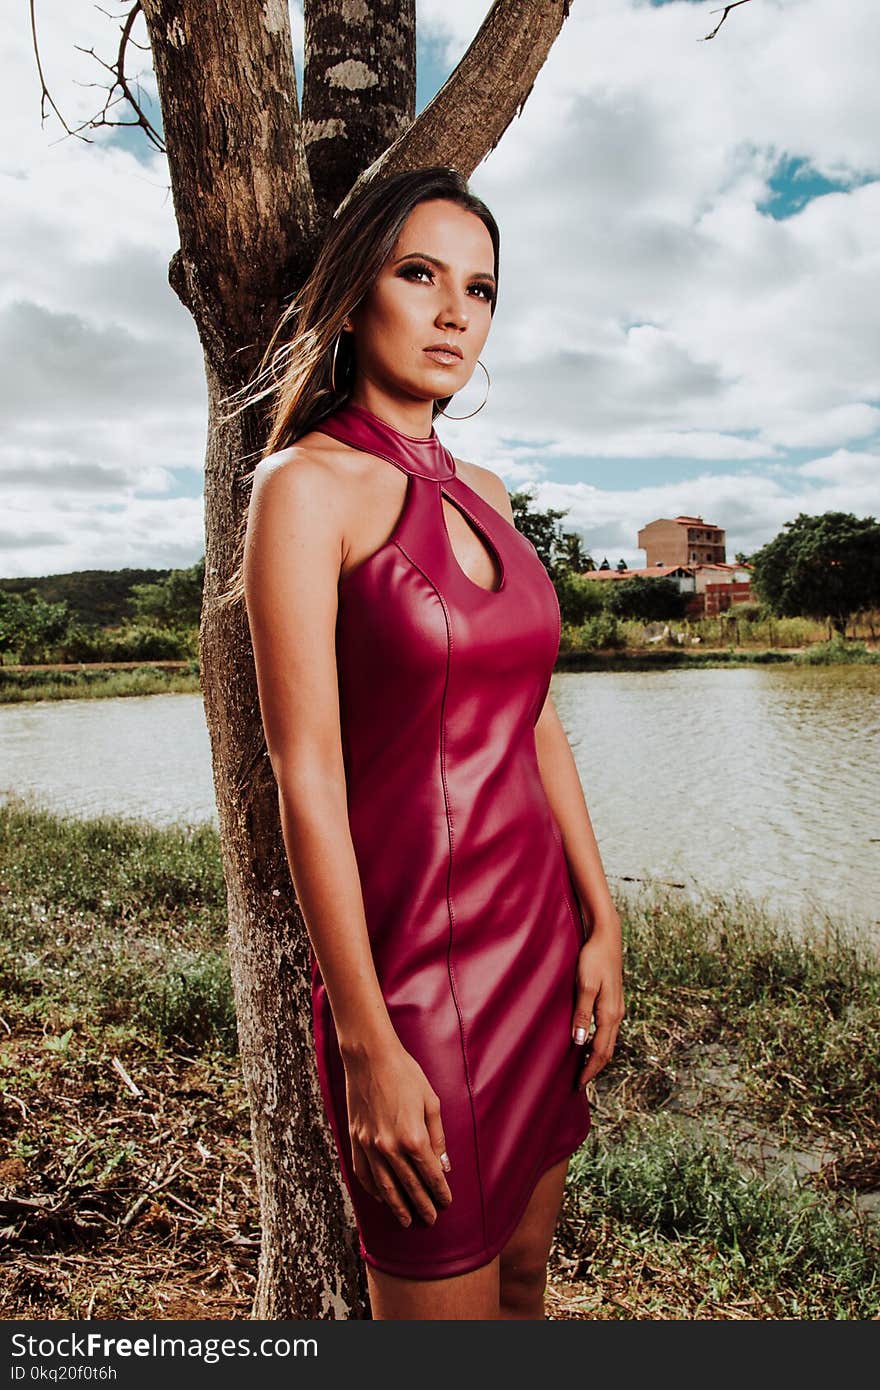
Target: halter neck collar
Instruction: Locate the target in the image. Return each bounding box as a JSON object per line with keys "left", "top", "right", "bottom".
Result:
{"left": 314, "top": 399, "right": 457, "bottom": 482}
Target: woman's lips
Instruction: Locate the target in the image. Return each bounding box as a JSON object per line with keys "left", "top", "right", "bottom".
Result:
{"left": 424, "top": 348, "right": 463, "bottom": 365}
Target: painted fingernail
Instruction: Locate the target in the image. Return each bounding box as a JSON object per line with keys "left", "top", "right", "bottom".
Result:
{"left": 574, "top": 1026, "right": 587, "bottom": 1045}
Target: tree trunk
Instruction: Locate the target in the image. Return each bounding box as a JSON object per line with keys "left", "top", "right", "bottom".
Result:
{"left": 302, "top": 0, "right": 417, "bottom": 222}
{"left": 137, "top": 0, "right": 576, "bottom": 1318}
{"left": 203, "top": 359, "right": 369, "bottom": 1316}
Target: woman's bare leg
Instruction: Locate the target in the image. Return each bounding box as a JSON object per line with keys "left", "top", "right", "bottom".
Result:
{"left": 366, "top": 1254, "right": 500, "bottom": 1320}
{"left": 364, "top": 1154, "right": 571, "bottom": 1320}
{"left": 497, "top": 1156, "right": 570, "bottom": 1320}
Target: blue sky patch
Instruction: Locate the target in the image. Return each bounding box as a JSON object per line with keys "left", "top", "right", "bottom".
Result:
{"left": 759, "top": 155, "right": 875, "bottom": 219}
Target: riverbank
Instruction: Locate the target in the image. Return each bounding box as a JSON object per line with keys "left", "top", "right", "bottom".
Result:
{"left": 2, "top": 635, "right": 877, "bottom": 702}
{"left": 557, "top": 646, "right": 804, "bottom": 672}
{"left": 557, "top": 636, "right": 880, "bottom": 672}
{"left": 1, "top": 795, "right": 876, "bottom": 1318}
{"left": 0, "top": 662, "right": 202, "bottom": 703}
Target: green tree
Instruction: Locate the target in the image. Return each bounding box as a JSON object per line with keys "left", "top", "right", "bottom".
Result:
{"left": 558, "top": 530, "right": 594, "bottom": 573}
{"left": 0, "top": 592, "right": 31, "bottom": 655}
{"left": 604, "top": 575, "right": 687, "bottom": 622}
{"left": 554, "top": 569, "right": 605, "bottom": 626}
{"left": 129, "top": 557, "right": 205, "bottom": 629}
{"left": 510, "top": 489, "right": 593, "bottom": 580}
{"left": 749, "top": 512, "right": 880, "bottom": 637}
{"left": 0, "top": 590, "right": 72, "bottom": 662}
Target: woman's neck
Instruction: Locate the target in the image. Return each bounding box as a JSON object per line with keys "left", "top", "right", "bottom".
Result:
{"left": 345, "top": 389, "right": 435, "bottom": 441}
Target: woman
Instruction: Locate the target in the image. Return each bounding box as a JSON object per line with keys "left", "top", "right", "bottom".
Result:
{"left": 231, "top": 166, "right": 624, "bottom": 1320}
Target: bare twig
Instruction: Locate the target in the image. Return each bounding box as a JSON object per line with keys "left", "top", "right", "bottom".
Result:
{"left": 700, "top": 0, "right": 757, "bottom": 41}
{"left": 110, "top": 1054, "right": 142, "bottom": 1098}
{"left": 163, "top": 1190, "right": 209, "bottom": 1222}
{"left": 3, "top": 1092, "right": 29, "bottom": 1120}
{"left": 119, "top": 1155, "right": 185, "bottom": 1228}
{"left": 30, "top": 0, "right": 164, "bottom": 151}
{"left": 612, "top": 873, "right": 688, "bottom": 888}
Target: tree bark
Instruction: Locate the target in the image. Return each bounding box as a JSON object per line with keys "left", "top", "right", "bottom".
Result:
{"left": 137, "top": 0, "right": 576, "bottom": 1318}
{"left": 302, "top": 1, "right": 417, "bottom": 223}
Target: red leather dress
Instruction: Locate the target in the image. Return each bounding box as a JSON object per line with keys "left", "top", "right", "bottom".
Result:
{"left": 309, "top": 399, "right": 592, "bottom": 1280}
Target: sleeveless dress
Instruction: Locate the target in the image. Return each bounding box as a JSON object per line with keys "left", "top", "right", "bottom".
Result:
{"left": 309, "top": 399, "right": 592, "bottom": 1280}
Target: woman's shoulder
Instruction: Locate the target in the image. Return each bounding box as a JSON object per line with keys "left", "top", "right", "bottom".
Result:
{"left": 258, "top": 427, "right": 343, "bottom": 476}
{"left": 253, "top": 429, "right": 368, "bottom": 507}
{"left": 453, "top": 457, "right": 514, "bottom": 524}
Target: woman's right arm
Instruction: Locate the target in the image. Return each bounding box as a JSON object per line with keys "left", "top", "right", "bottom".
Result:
{"left": 242, "top": 450, "right": 453, "bottom": 1228}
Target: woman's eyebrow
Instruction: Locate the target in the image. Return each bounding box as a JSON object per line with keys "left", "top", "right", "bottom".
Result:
{"left": 393, "top": 250, "right": 496, "bottom": 287}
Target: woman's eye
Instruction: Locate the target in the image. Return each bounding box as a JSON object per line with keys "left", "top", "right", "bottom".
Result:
{"left": 399, "top": 263, "right": 493, "bottom": 302}
{"left": 400, "top": 263, "right": 434, "bottom": 284}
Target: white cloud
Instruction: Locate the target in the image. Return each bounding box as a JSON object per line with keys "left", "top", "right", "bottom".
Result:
{"left": 460, "top": 2, "right": 880, "bottom": 466}
{"left": 765, "top": 404, "right": 880, "bottom": 449}
{"left": 797, "top": 447, "right": 880, "bottom": 485}
{"left": 1, "top": 0, "right": 877, "bottom": 575}
{"left": 1, "top": 490, "right": 205, "bottom": 578}
{"left": 514, "top": 464, "right": 880, "bottom": 570}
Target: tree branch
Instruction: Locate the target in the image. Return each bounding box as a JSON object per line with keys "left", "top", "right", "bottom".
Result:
{"left": 74, "top": 4, "right": 165, "bottom": 152}
{"left": 333, "top": 0, "right": 576, "bottom": 218}
{"left": 700, "top": 0, "right": 756, "bottom": 43}
{"left": 30, "top": 1, "right": 163, "bottom": 151}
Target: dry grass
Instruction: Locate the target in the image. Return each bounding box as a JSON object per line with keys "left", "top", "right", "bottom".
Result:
{"left": 1, "top": 796, "right": 878, "bottom": 1319}
{"left": 0, "top": 1018, "right": 258, "bottom": 1320}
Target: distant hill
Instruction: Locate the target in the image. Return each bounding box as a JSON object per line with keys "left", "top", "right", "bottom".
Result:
{"left": 0, "top": 569, "right": 175, "bottom": 627}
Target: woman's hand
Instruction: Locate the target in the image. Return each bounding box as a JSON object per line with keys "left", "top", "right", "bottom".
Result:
{"left": 343, "top": 1041, "right": 454, "bottom": 1228}
{"left": 571, "top": 915, "right": 625, "bottom": 1089}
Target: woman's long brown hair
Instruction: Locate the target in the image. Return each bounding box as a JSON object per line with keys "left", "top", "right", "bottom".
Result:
{"left": 214, "top": 165, "right": 500, "bottom": 610}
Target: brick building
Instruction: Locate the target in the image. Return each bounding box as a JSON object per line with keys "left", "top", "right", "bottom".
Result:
{"left": 583, "top": 513, "right": 752, "bottom": 617}
{"left": 637, "top": 515, "right": 726, "bottom": 567}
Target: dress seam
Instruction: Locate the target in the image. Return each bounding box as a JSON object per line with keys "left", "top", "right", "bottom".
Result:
{"left": 394, "top": 532, "right": 489, "bottom": 1256}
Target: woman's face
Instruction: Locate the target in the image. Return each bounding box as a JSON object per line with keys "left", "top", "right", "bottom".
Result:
{"left": 346, "top": 197, "right": 496, "bottom": 406}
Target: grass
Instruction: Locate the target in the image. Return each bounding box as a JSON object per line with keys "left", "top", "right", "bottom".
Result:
{"left": 557, "top": 1117, "right": 877, "bottom": 1319}
{"left": 0, "top": 664, "right": 201, "bottom": 704}
{"left": 2, "top": 622, "right": 878, "bottom": 704}
{"left": 0, "top": 795, "right": 251, "bottom": 1318}
{"left": 556, "top": 643, "right": 880, "bottom": 672}
{"left": 556, "top": 614, "right": 880, "bottom": 670}
{"left": 546, "top": 885, "right": 880, "bottom": 1318}
{"left": 0, "top": 795, "right": 877, "bottom": 1318}
{"left": 610, "top": 883, "right": 879, "bottom": 1147}
{"left": 795, "top": 635, "right": 879, "bottom": 664}
{"left": 0, "top": 797, "right": 232, "bottom": 1049}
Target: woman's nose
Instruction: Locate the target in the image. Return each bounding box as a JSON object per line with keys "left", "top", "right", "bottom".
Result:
{"left": 437, "top": 291, "right": 469, "bottom": 330}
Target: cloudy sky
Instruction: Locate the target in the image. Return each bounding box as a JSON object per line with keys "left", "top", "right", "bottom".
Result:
{"left": 2, "top": 0, "right": 878, "bottom": 578}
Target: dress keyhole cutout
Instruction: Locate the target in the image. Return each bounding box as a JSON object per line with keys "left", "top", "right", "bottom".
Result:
{"left": 440, "top": 493, "right": 504, "bottom": 594}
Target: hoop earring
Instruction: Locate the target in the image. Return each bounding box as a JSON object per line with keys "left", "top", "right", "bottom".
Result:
{"left": 330, "top": 329, "right": 350, "bottom": 394}
{"left": 436, "top": 359, "right": 490, "bottom": 419}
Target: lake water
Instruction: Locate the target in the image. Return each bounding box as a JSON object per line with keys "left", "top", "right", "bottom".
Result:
{"left": 2, "top": 665, "right": 878, "bottom": 938}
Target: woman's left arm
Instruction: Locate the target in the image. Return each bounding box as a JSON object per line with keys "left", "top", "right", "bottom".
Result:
{"left": 534, "top": 691, "right": 625, "bottom": 1087}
